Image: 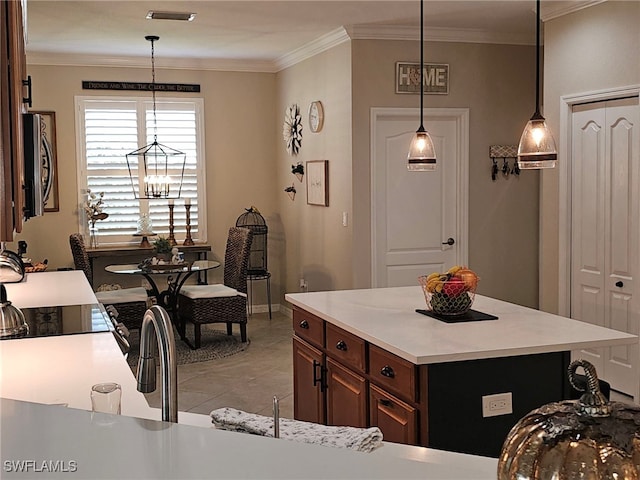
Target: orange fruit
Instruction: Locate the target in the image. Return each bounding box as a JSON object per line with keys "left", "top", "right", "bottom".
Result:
{"left": 456, "top": 268, "right": 478, "bottom": 290}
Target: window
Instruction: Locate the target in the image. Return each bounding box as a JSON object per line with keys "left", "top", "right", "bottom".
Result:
{"left": 75, "top": 97, "right": 206, "bottom": 245}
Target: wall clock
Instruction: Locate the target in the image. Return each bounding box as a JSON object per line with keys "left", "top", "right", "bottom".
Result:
{"left": 308, "top": 100, "right": 324, "bottom": 133}
{"left": 283, "top": 103, "right": 303, "bottom": 156}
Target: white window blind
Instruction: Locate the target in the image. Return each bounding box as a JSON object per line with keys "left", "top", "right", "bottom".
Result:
{"left": 76, "top": 97, "right": 206, "bottom": 246}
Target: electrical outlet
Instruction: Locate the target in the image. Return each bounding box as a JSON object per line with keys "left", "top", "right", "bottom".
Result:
{"left": 482, "top": 392, "right": 513, "bottom": 418}
{"left": 299, "top": 278, "right": 308, "bottom": 291}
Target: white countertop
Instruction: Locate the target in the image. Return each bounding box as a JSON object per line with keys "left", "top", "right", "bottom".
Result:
{"left": 4, "top": 270, "right": 98, "bottom": 308}
{"left": 0, "top": 272, "right": 499, "bottom": 477}
{"left": 0, "top": 398, "right": 498, "bottom": 479}
{"left": 285, "top": 287, "right": 638, "bottom": 364}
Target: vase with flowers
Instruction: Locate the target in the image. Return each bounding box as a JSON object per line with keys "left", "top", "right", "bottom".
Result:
{"left": 83, "top": 189, "right": 108, "bottom": 248}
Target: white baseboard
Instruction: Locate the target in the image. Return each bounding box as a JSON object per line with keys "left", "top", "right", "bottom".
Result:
{"left": 246, "top": 303, "right": 293, "bottom": 319}
{"left": 247, "top": 303, "right": 282, "bottom": 315}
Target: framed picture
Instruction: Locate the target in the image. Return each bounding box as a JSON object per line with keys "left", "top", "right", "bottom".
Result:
{"left": 306, "top": 160, "right": 329, "bottom": 206}
{"left": 32, "top": 111, "right": 59, "bottom": 212}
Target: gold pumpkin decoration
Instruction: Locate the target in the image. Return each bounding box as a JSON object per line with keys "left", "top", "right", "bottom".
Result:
{"left": 498, "top": 359, "right": 640, "bottom": 479}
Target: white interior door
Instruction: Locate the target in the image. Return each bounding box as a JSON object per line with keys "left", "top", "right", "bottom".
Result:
{"left": 371, "top": 108, "right": 468, "bottom": 287}
{"left": 571, "top": 97, "right": 640, "bottom": 400}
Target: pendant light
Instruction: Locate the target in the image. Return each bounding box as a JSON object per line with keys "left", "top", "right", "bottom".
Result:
{"left": 517, "top": 0, "right": 557, "bottom": 170}
{"left": 407, "top": 0, "right": 437, "bottom": 171}
{"left": 126, "top": 35, "right": 186, "bottom": 199}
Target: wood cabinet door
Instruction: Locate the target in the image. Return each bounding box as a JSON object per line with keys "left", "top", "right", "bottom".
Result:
{"left": 6, "top": 0, "right": 26, "bottom": 235}
{"left": 325, "top": 357, "right": 367, "bottom": 428}
{"left": 293, "top": 336, "right": 325, "bottom": 424}
{"left": 369, "top": 383, "right": 418, "bottom": 445}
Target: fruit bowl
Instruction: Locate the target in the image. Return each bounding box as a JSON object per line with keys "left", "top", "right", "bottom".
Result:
{"left": 418, "top": 267, "right": 479, "bottom": 316}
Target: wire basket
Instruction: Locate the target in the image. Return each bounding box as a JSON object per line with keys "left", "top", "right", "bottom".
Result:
{"left": 418, "top": 275, "right": 477, "bottom": 316}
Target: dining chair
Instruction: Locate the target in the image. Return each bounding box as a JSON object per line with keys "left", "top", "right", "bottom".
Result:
{"left": 69, "top": 233, "right": 149, "bottom": 330}
{"left": 177, "top": 227, "right": 253, "bottom": 349}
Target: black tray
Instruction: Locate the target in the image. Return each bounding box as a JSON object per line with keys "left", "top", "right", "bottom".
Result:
{"left": 415, "top": 308, "right": 498, "bottom": 323}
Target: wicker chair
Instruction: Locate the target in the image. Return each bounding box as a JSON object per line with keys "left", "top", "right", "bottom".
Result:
{"left": 69, "top": 233, "right": 149, "bottom": 331}
{"left": 178, "top": 227, "right": 253, "bottom": 349}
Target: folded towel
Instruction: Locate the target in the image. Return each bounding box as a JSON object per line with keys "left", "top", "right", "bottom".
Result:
{"left": 210, "top": 407, "right": 383, "bottom": 453}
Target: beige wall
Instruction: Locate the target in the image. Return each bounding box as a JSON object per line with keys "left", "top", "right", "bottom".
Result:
{"left": 9, "top": 64, "right": 277, "bottom": 288}
{"left": 541, "top": 1, "right": 640, "bottom": 313}
{"left": 351, "top": 40, "right": 540, "bottom": 307}
{"left": 275, "top": 42, "right": 353, "bottom": 299}
{"left": 12, "top": 35, "right": 560, "bottom": 310}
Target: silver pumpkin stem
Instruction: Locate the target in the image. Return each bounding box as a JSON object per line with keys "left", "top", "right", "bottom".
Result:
{"left": 568, "top": 359, "right": 611, "bottom": 417}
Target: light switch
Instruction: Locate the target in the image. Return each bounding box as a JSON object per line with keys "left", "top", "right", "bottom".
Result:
{"left": 342, "top": 212, "right": 348, "bottom": 227}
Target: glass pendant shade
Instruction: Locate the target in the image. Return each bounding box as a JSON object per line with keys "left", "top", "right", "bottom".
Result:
{"left": 517, "top": 0, "right": 557, "bottom": 170}
{"left": 517, "top": 113, "right": 557, "bottom": 169}
{"left": 407, "top": 0, "right": 436, "bottom": 171}
{"left": 407, "top": 127, "right": 437, "bottom": 171}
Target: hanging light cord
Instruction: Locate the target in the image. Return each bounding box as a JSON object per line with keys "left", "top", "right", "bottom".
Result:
{"left": 534, "top": 0, "right": 541, "bottom": 116}
{"left": 419, "top": 0, "right": 424, "bottom": 129}
{"left": 148, "top": 36, "right": 158, "bottom": 143}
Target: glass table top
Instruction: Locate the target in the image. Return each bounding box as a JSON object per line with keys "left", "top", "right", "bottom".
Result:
{"left": 105, "top": 259, "right": 220, "bottom": 275}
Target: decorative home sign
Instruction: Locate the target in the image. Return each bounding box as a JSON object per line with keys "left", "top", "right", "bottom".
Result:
{"left": 396, "top": 62, "right": 449, "bottom": 95}
{"left": 306, "top": 160, "right": 329, "bottom": 207}
{"left": 82, "top": 81, "right": 200, "bottom": 92}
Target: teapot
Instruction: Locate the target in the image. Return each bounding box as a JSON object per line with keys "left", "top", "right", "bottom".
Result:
{"left": 0, "top": 284, "right": 28, "bottom": 338}
{"left": 0, "top": 244, "right": 25, "bottom": 283}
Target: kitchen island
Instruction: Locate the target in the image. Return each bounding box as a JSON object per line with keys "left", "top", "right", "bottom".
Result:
{"left": 0, "top": 272, "right": 499, "bottom": 478}
{"left": 286, "top": 287, "right": 638, "bottom": 457}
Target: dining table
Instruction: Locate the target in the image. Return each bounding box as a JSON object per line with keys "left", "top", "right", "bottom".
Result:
{"left": 105, "top": 259, "right": 220, "bottom": 344}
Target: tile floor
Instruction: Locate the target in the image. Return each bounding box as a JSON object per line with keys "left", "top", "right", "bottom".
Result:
{"left": 139, "top": 311, "right": 294, "bottom": 419}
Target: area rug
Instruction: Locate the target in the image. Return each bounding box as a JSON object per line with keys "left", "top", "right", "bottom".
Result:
{"left": 126, "top": 326, "right": 250, "bottom": 367}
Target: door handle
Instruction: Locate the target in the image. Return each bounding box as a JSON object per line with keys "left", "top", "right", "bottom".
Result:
{"left": 615, "top": 281, "right": 624, "bottom": 288}
{"left": 442, "top": 237, "right": 455, "bottom": 246}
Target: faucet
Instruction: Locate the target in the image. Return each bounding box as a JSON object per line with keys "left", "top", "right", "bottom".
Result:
{"left": 136, "top": 305, "right": 178, "bottom": 423}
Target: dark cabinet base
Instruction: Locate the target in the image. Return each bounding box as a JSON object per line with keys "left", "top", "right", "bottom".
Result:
{"left": 426, "top": 351, "right": 570, "bottom": 457}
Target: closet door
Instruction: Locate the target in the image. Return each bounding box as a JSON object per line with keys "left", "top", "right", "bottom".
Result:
{"left": 571, "top": 97, "right": 640, "bottom": 400}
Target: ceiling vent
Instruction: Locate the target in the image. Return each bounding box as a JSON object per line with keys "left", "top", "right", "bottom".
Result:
{"left": 146, "top": 11, "right": 196, "bottom": 22}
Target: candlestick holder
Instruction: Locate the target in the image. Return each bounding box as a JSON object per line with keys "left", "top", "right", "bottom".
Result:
{"left": 168, "top": 203, "right": 177, "bottom": 246}
{"left": 183, "top": 204, "right": 195, "bottom": 246}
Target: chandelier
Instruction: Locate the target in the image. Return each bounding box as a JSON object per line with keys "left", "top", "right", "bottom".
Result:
{"left": 126, "top": 35, "right": 186, "bottom": 199}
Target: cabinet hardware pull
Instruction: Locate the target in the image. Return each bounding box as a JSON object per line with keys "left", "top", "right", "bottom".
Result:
{"left": 22, "top": 76, "right": 32, "bottom": 107}
{"left": 313, "top": 359, "right": 322, "bottom": 387}
{"left": 379, "top": 399, "right": 392, "bottom": 407}
{"left": 616, "top": 281, "right": 624, "bottom": 288}
{"left": 299, "top": 320, "right": 309, "bottom": 329}
{"left": 336, "top": 340, "right": 347, "bottom": 351}
{"left": 380, "top": 365, "right": 395, "bottom": 378}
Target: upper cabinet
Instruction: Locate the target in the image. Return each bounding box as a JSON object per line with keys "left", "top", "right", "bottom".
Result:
{"left": 1, "top": 0, "right": 29, "bottom": 241}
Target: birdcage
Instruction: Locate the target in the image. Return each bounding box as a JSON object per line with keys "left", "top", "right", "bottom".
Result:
{"left": 236, "top": 207, "right": 271, "bottom": 318}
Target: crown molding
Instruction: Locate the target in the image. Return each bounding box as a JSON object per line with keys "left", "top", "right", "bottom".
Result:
{"left": 26, "top": 51, "right": 279, "bottom": 73}
{"left": 541, "top": 0, "right": 606, "bottom": 22}
{"left": 274, "top": 27, "right": 351, "bottom": 72}
{"left": 347, "top": 24, "right": 533, "bottom": 46}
